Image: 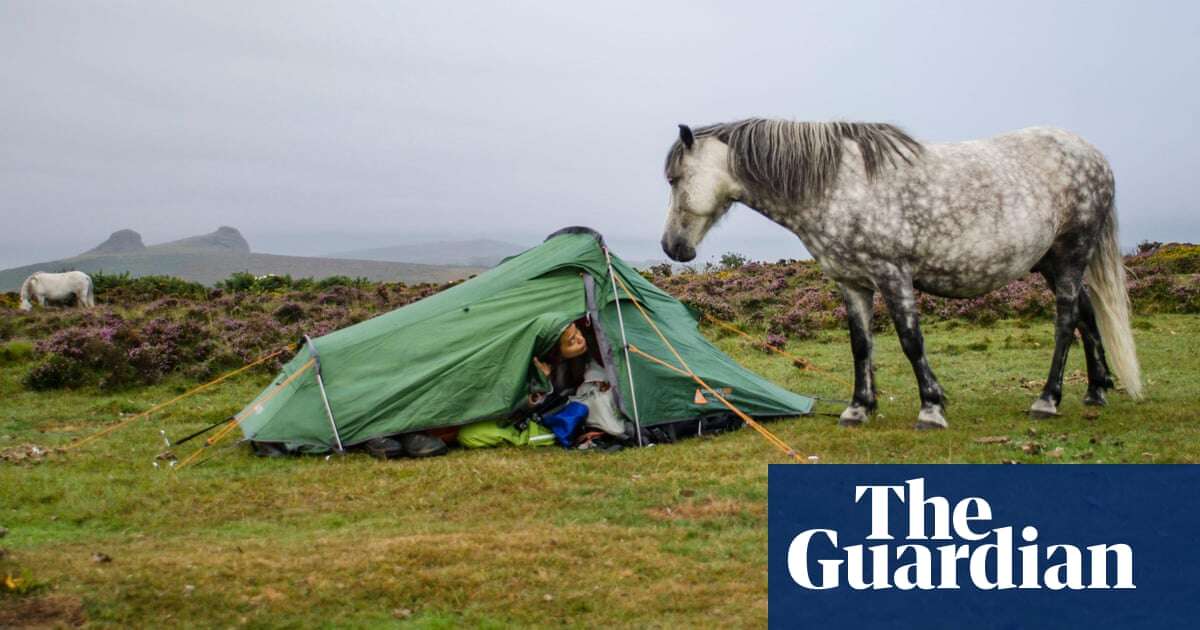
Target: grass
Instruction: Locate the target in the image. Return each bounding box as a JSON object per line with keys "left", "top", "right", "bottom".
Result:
{"left": 2, "top": 314, "right": 1199, "bottom": 627}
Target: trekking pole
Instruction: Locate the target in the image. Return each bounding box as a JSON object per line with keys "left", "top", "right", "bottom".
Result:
{"left": 305, "top": 335, "right": 345, "bottom": 454}
{"left": 166, "top": 416, "right": 234, "bottom": 448}
{"left": 611, "top": 272, "right": 804, "bottom": 462}
{"left": 604, "top": 247, "right": 645, "bottom": 447}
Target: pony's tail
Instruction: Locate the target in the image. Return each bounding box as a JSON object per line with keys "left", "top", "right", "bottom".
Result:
{"left": 1084, "top": 210, "right": 1143, "bottom": 399}
{"left": 18, "top": 275, "right": 35, "bottom": 311}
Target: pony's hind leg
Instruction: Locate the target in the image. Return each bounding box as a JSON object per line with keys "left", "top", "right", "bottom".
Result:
{"left": 1077, "top": 286, "right": 1115, "bottom": 405}
{"left": 877, "top": 270, "right": 948, "bottom": 430}
{"left": 837, "top": 283, "right": 877, "bottom": 427}
{"left": 1031, "top": 264, "right": 1086, "bottom": 418}
{"left": 1039, "top": 270, "right": 1113, "bottom": 405}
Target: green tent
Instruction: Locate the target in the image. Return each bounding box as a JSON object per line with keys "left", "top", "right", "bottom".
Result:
{"left": 237, "top": 228, "right": 813, "bottom": 452}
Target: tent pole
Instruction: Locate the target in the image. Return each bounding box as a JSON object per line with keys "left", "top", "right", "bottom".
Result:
{"left": 604, "top": 248, "right": 644, "bottom": 447}
{"left": 305, "top": 335, "right": 345, "bottom": 454}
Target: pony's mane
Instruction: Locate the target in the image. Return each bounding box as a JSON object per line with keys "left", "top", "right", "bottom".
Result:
{"left": 665, "top": 119, "right": 923, "bottom": 206}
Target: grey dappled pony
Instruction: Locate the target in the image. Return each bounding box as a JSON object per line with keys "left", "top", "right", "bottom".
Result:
{"left": 660, "top": 119, "right": 1141, "bottom": 429}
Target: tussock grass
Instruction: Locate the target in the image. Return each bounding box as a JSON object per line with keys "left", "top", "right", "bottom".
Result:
{"left": 2, "top": 315, "right": 1198, "bottom": 626}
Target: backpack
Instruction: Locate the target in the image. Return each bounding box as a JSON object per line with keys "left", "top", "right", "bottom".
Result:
{"left": 538, "top": 401, "right": 589, "bottom": 447}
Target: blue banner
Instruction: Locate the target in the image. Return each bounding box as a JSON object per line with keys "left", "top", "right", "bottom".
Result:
{"left": 768, "top": 465, "right": 1200, "bottom": 629}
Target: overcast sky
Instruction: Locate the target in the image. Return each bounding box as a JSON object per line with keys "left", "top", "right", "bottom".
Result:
{"left": 2, "top": 1, "right": 1197, "bottom": 268}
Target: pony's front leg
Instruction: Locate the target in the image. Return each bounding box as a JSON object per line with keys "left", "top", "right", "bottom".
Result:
{"left": 878, "top": 272, "right": 948, "bottom": 430}
{"left": 837, "top": 284, "right": 877, "bottom": 427}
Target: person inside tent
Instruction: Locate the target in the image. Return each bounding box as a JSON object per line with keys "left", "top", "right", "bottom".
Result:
{"left": 361, "top": 319, "right": 591, "bottom": 458}
{"left": 530, "top": 321, "right": 591, "bottom": 407}
{"left": 457, "top": 318, "right": 623, "bottom": 448}
{"left": 361, "top": 318, "right": 624, "bottom": 458}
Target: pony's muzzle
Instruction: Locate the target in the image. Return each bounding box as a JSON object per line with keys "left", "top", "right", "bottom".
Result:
{"left": 661, "top": 236, "right": 696, "bottom": 262}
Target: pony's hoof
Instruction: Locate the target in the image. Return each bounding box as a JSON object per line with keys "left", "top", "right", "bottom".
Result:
{"left": 915, "top": 404, "right": 948, "bottom": 430}
{"left": 1028, "top": 398, "right": 1059, "bottom": 419}
{"left": 1083, "top": 390, "right": 1107, "bottom": 406}
{"left": 838, "top": 405, "right": 870, "bottom": 427}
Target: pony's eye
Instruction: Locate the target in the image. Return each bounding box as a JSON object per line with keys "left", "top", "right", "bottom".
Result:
{"left": 667, "top": 176, "right": 680, "bottom": 186}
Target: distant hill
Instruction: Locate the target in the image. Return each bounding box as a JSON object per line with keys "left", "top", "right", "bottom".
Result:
{"left": 0, "top": 227, "right": 484, "bottom": 290}
{"left": 156, "top": 225, "right": 251, "bottom": 254}
{"left": 83, "top": 228, "right": 145, "bottom": 255}
{"left": 328, "top": 238, "right": 529, "bottom": 267}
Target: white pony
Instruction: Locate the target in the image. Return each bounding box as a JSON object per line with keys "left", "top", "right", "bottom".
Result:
{"left": 18, "top": 271, "right": 95, "bottom": 311}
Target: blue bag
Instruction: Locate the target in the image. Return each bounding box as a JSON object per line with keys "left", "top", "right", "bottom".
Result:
{"left": 538, "top": 401, "right": 589, "bottom": 447}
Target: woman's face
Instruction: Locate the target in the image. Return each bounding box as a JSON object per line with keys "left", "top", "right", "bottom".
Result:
{"left": 558, "top": 323, "right": 588, "bottom": 359}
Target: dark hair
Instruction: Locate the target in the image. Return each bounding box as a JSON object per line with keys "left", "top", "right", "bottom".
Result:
{"left": 538, "top": 318, "right": 602, "bottom": 391}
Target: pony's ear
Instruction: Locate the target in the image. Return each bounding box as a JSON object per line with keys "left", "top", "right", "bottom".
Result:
{"left": 678, "top": 124, "right": 695, "bottom": 150}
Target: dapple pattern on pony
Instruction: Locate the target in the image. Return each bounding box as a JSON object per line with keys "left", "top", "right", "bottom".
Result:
{"left": 660, "top": 118, "right": 1141, "bottom": 429}
{"left": 19, "top": 271, "right": 95, "bottom": 311}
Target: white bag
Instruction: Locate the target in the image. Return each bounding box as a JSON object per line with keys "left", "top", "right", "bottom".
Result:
{"left": 571, "top": 361, "right": 625, "bottom": 437}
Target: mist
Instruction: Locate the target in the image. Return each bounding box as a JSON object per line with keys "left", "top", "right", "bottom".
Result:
{"left": 2, "top": 1, "right": 1197, "bottom": 268}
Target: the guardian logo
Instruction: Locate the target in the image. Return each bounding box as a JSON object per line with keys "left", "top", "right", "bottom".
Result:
{"left": 787, "top": 478, "right": 1135, "bottom": 591}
